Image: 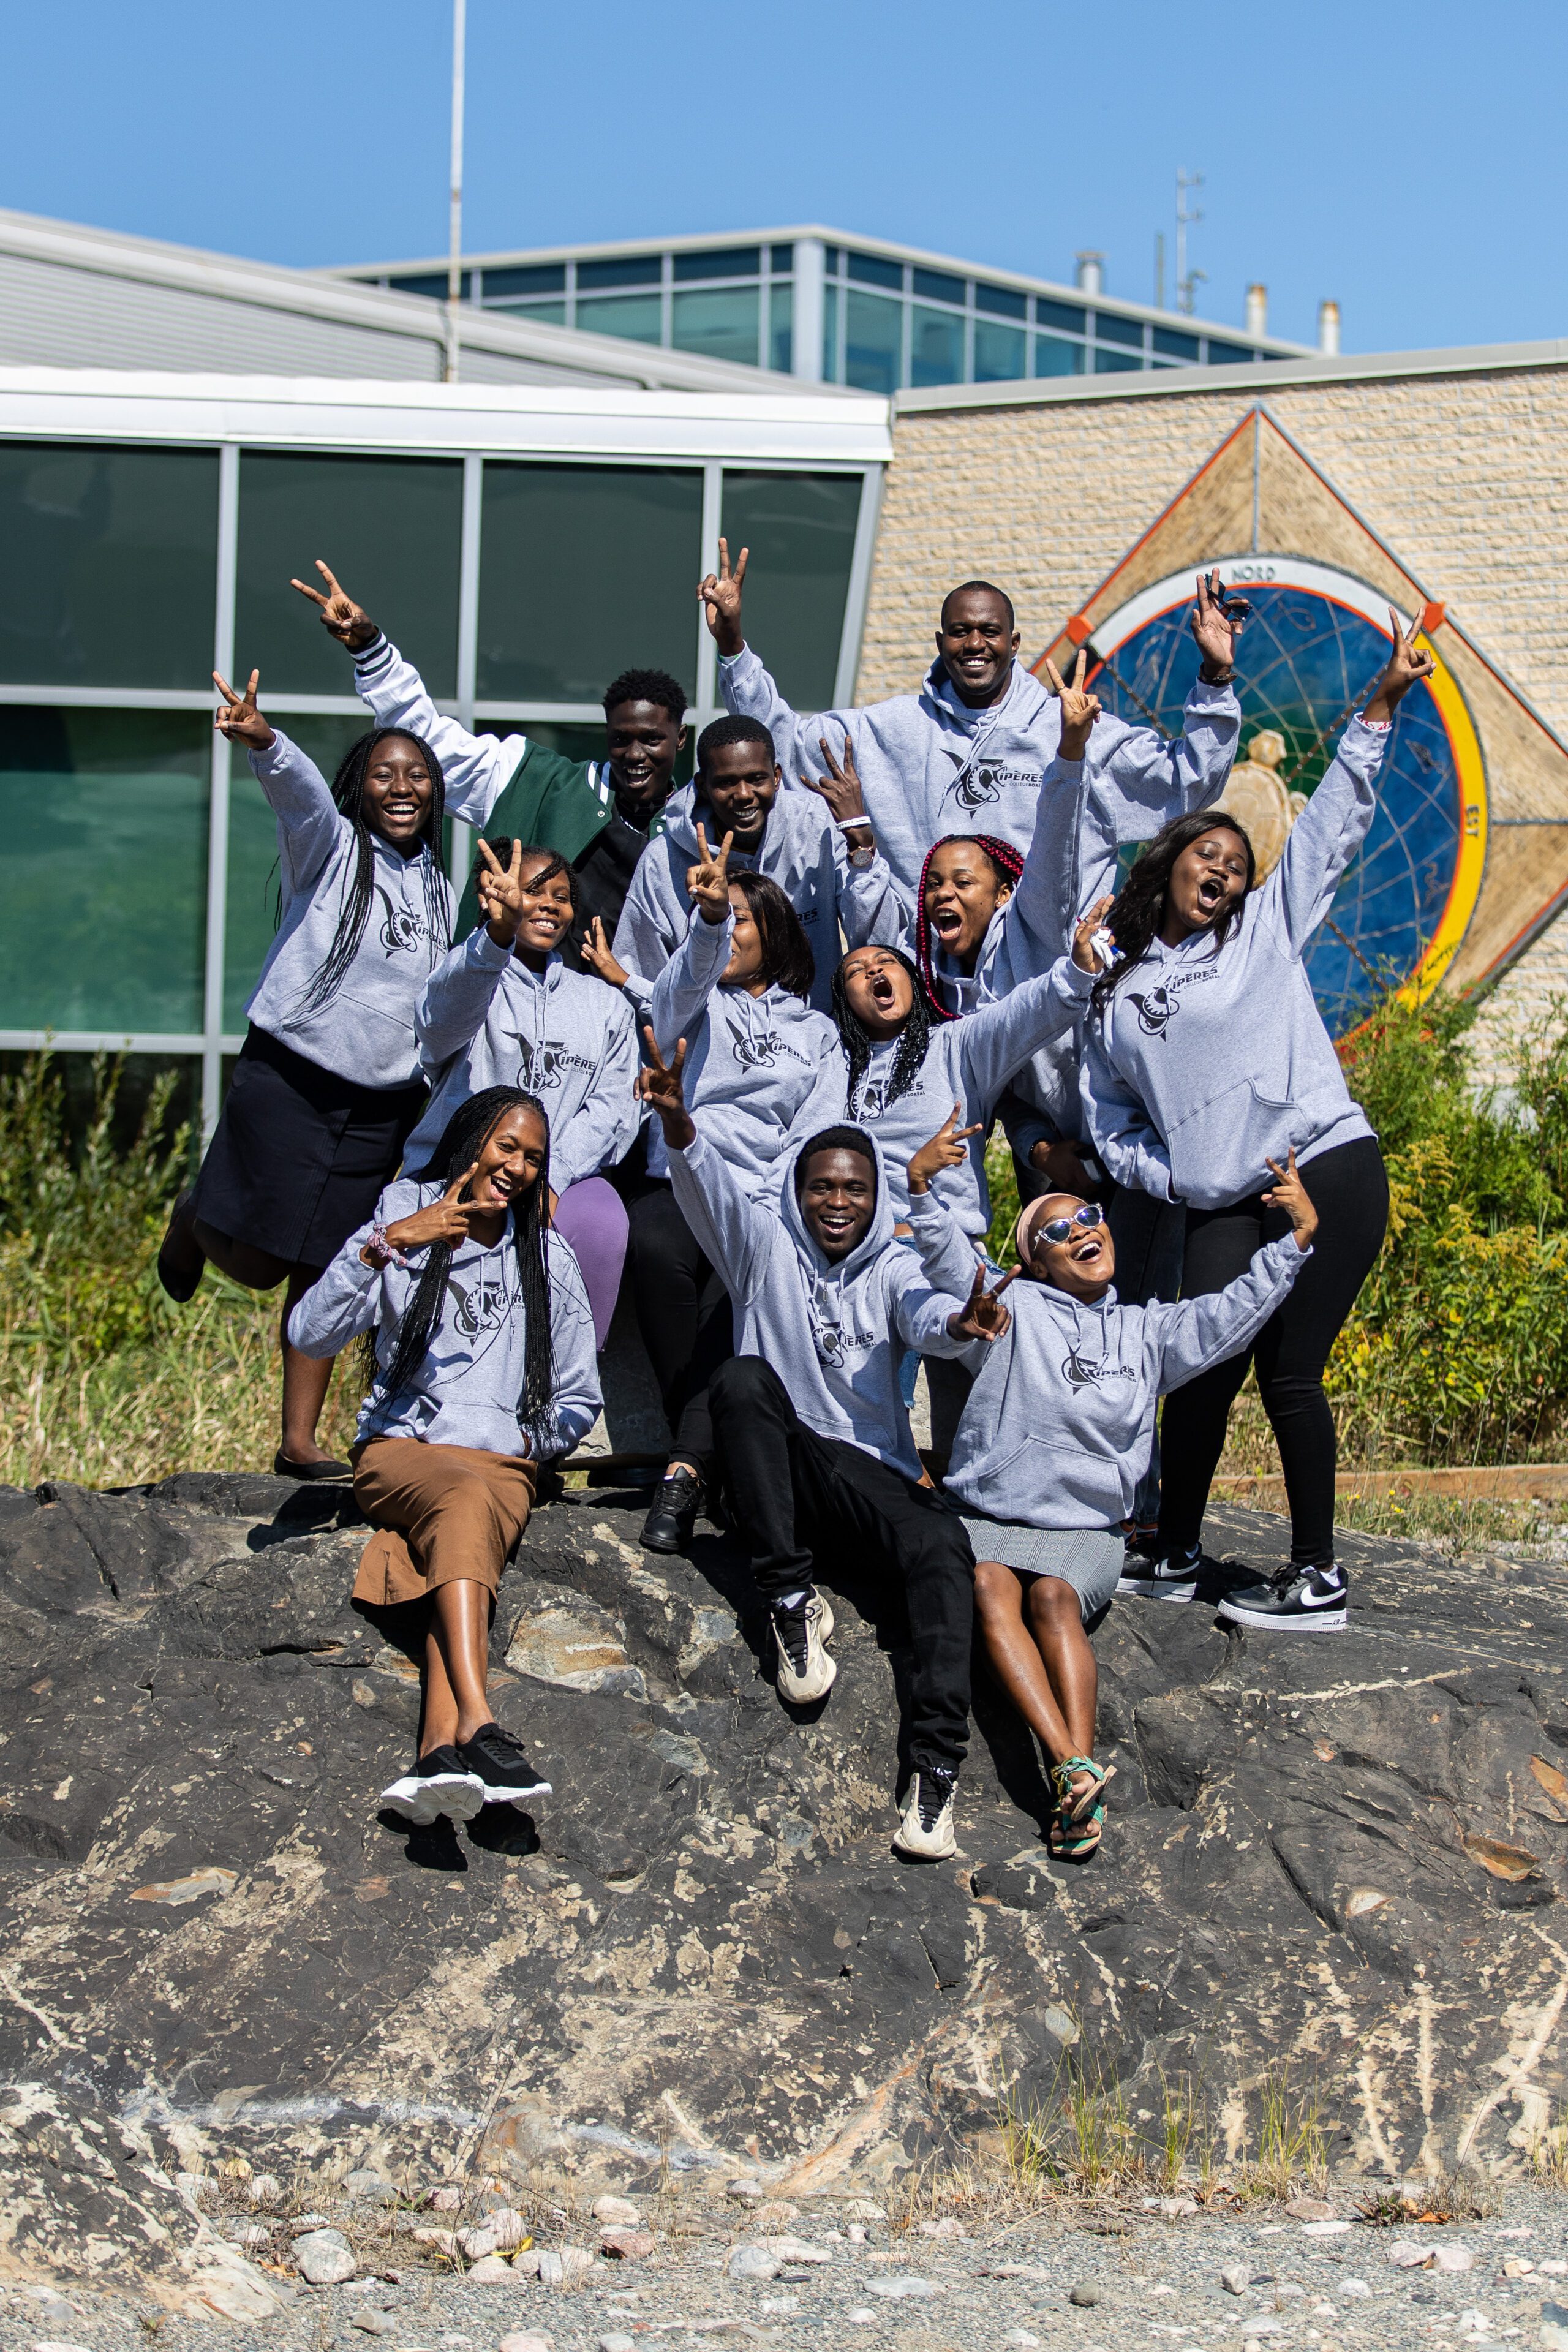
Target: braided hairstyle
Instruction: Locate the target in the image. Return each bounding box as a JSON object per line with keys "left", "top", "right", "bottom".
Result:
{"left": 293, "top": 728, "right": 451, "bottom": 1017}
{"left": 1089, "top": 809, "right": 1256, "bottom": 1018}
{"left": 377, "top": 1087, "right": 557, "bottom": 1452}
{"left": 830, "top": 946, "right": 933, "bottom": 1115}
{"left": 913, "top": 832, "right": 1023, "bottom": 1019}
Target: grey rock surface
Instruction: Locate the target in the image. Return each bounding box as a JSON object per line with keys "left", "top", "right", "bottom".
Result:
{"left": 4, "top": 1471, "right": 1568, "bottom": 2288}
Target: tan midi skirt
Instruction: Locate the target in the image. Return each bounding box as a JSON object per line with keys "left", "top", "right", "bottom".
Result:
{"left": 350, "top": 1435, "right": 537, "bottom": 1608}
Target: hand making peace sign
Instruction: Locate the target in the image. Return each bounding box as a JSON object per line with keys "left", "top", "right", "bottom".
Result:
{"left": 696, "top": 537, "right": 748, "bottom": 658}
{"left": 213, "top": 668, "right": 274, "bottom": 751}
{"left": 1042, "top": 648, "right": 1103, "bottom": 763}
{"left": 907, "top": 1104, "right": 984, "bottom": 1196}
{"left": 636, "top": 1028, "right": 695, "bottom": 1150}
{"left": 1188, "top": 568, "right": 1248, "bottom": 682}
{"left": 475, "top": 836, "right": 527, "bottom": 948}
{"left": 1363, "top": 605, "right": 1437, "bottom": 726}
{"left": 947, "top": 1257, "right": 1017, "bottom": 1346}
{"left": 378, "top": 1163, "right": 485, "bottom": 1255}
{"left": 685, "top": 820, "right": 734, "bottom": 925}
{"left": 799, "top": 733, "right": 871, "bottom": 832}
{"left": 288, "top": 559, "right": 381, "bottom": 654}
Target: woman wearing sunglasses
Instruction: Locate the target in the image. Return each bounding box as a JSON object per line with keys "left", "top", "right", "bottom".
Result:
{"left": 1080, "top": 612, "right": 1434, "bottom": 1632}
{"left": 913, "top": 1152, "right": 1316, "bottom": 1858}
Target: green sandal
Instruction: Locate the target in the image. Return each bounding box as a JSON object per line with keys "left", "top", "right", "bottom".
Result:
{"left": 1050, "top": 1757, "right": 1115, "bottom": 1860}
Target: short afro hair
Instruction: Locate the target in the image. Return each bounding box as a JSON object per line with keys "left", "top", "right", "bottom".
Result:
{"left": 602, "top": 668, "right": 687, "bottom": 723}
{"left": 793, "top": 1124, "right": 878, "bottom": 1197}
{"left": 941, "top": 578, "right": 1016, "bottom": 633}
{"left": 696, "top": 713, "right": 775, "bottom": 777}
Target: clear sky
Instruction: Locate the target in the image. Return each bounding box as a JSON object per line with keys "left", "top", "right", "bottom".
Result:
{"left": 5, "top": 0, "right": 1564, "bottom": 356}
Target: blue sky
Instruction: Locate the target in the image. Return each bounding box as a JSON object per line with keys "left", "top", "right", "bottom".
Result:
{"left": 5, "top": 0, "right": 1564, "bottom": 355}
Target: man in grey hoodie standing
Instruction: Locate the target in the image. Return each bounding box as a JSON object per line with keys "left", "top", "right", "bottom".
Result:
{"left": 638, "top": 1031, "right": 1011, "bottom": 1863}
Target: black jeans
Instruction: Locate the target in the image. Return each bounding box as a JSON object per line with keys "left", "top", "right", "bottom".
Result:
{"left": 1157, "top": 1135, "right": 1389, "bottom": 1567}
{"left": 624, "top": 1178, "right": 734, "bottom": 1477}
{"left": 709, "top": 1355, "right": 974, "bottom": 1775}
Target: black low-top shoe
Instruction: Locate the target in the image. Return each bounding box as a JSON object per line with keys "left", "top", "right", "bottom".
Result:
{"left": 457, "top": 1722, "right": 553, "bottom": 1804}
{"left": 639, "top": 1466, "right": 704, "bottom": 1553}
{"left": 273, "top": 1450, "right": 353, "bottom": 1482}
{"left": 1217, "top": 1561, "right": 1348, "bottom": 1632}
{"left": 380, "top": 1746, "right": 485, "bottom": 1824}
{"left": 156, "top": 1189, "right": 206, "bottom": 1304}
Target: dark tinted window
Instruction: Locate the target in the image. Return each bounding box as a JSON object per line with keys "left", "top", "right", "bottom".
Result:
{"left": 913, "top": 267, "right": 965, "bottom": 304}
{"left": 1094, "top": 311, "right": 1144, "bottom": 347}
{"left": 673, "top": 247, "right": 760, "bottom": 282}
{"left": 769, "top": 244, "right": 794, "bottom": 272}
{"left": 1035, "top": 298, "right": 1085, "bottom": 334}
{"left": 577, "top": 254, "right": 661, "bottom": 290}
{"left": 0, "top": 443, "right": 219, "bottom": 690}
{"left": 1206, "top": 339, "right": 1253, "bottom": 364}
{"left": 1153, "top": 325, "right": 1200, "bottom": 361}
{"left": 481, "top": 263, "right": 565, "bottom": 298}
{"left": 847, "top": 250, "right": 902, "bottom": 290}
{"left": 976, "top": 282, "right": 1027, "bottom": 319}
{"left": 389, "top": 271, "right": 470, "bottom": 300}
{"left": 720, "top": 473, "right": 863, "bottom": 710}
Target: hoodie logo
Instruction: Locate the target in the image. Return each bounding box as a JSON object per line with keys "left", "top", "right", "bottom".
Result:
{"left": 375, "top": 888, "right": 428, "bottom": 957}
{"left": 446, "top": 1272, "right": 509, "bottom": 1338}
{"left": 856, "top": 1081, "right": 887, "bottom": 1120}
{"left": 815, "top": 1323, "right": 847, "bottom": 1369}
{"left": 938, "top": 747, "right": 1039, "bottom": 816}
{"left": 513, "top": 1040, "right": 595, "bottom": 1093}
{"left": 1129, "top": 985, "right": 1178, "bottom": 1038}
{"left": 733, "top": 1031, "right": 785, "bottom": 1070}
{"left": 1062, "top": 1346, "right": 1129, "bottom": 1387}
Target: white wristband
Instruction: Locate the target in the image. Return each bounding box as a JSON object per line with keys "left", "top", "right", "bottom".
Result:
{"left": 836, "top": 813, "right": 873, "bottom": 834}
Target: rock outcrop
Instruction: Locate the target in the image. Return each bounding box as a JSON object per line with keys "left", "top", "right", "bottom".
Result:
{"left": 3, "top": 1472, "right": 1568, "bottom": 2286}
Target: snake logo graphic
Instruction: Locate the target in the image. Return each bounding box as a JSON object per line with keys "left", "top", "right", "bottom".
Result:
{"left": 856, "top": 1080, "right": 887, "bottom": 1120}
{"left": 518, "top": 1042, "right": 565, "bottom": 1091}
{"left": 733, "top": 1031, "right": 783, "bottom": 1069}
{"left": 1062, "top": 1347, "right": 1128, "bottom": 1387}
{"left": 815, "top": 1324, "right": 847, "bottom": 1369}
{"left": 447, "top": 1272, "right": 509, "bottom": 1338}
{"left": 375, "top": 887, "right": 427, "bottom": 956}
{"left": 1129, "top": 984, "right": 1178, "bottom": 1038}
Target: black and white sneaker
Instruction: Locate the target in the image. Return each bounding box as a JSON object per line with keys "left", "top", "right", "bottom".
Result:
{"left": 771, "top": 1590, "right": 837, "bottom": 1703}
{"left": 640, "top": 1466, "right": 704, "bottom": 1554}
{"left": 1217, "top": 1561, "right": 1348, "bottom": 1632}
{"left": 380, "top": 1745, "right": 485, "bottom": 1825}
{"left": 1117, "top": 1542, "right": 1202, "bottom": 1604}
{"left": 456, "top": 1722, "right": 554, "bottom": 1804}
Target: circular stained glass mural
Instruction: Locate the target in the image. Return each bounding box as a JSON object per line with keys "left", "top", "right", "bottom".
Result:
{"left": 1080, "top": 557, "right": 1487, "bottom": 1035}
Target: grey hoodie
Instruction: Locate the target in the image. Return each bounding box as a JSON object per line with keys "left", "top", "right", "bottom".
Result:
{"left": 244, "top": 729, "right": 454, "bottom": 1090}
{"left": 406, "top": 930, "right": 639, "bottom": 1183}
{"left": 1080, "top": 715, "right": 1387, "bottom": 1211}
{"left": 815, "top": 955, "right": 1093, "bottom": 1234}
{"left": 666, "top": 1125, "right": 978, "bottom": 1481}
{"left": 720, "top": 643, "right": 1240, "bottom": 901}
{"left": 612, "top": 775, "right": 901, "bottom": 1014}
{"left": 935, "top": 1235, "right": 1305, "bottom": 1529}
{"left": 288, "top": 1180, "right": 601, "bottom": 1458}
{"left": 647, "top": 907, "right": 842, "bottom": 1192}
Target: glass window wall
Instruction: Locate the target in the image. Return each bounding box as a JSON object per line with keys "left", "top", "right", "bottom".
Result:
{"left": 671, "top": 286, "right": 761, "bottom": 368}
{"left": 974, "top": 320, "right": 1027, "bottom": 382}
{"left": 477, "top": 464, "right": 703, "bottom": 704}
{"left": 769, "top": 284, "right": 793, "bottom": 375}
{"left": 911, "top": 307, "right": 964, "bottom": 388}
{"left": 575, "top": 293, "right": 663, "bottom": 345}
{"left": 845, "top": 291, "right": 902, "bottom": 394}
{"left": 1034, "top": 334, "right": 1085, "bottom": 376}
{"left": 236, "top": 452, "right": 464, "bottom": 699}
{"left": 718, "top": 472, "right": 864, "bottom": 712}
{"left": 0, "top": 443, "right": 219, "bottom": 690}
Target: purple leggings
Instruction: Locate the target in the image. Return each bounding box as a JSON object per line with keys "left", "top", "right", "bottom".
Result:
{"left": 552, "top": 1176, "right": 630, "bottom": 1351}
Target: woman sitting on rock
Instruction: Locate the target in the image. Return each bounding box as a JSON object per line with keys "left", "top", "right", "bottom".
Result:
{"left": 290, "top": 1085, "right": 600, "bottom": 1825}
{"left": 409, "top": 835, "right": 640, "bottom": 1353}
{"left": 910, "top": 1154, "right": 1317, "bottom": 1858}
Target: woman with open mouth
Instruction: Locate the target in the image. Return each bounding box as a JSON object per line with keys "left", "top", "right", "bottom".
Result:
{"left": 917, "top": 1156, "right": 1316, "bottom": 1858}
{"left": 1080, "top": 610, "right": 1436, "bottom": 1633}
{"left": 289, "top": 1085, "right": 600, "bottom": 1825}
{"left": 157, "top": 667, "right": 455, "bottom": 1483}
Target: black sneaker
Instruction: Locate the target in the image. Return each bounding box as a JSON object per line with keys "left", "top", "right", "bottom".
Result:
{"left": 380, "top": 1745, "right": 484, "bottom": 1825}
{"left": 640, "top": 1466, "right": 704, "bottom": 1553}
{"left": 156, "top": 1189, "right": 205, "bottom": 1304}
{"left": 456, "top": 1722, "right": 553, "bottom": 1804}
{"left": 1217, "top": 1561, "right": 1348, "bottom": 1632}
{"left": 1118, "top": 1540, "right": 1202, "bottom": 1604}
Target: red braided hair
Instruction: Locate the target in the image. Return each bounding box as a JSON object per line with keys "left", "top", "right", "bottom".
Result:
{"left": 913, "top": 832, "right": 1024, "bottom": 1020}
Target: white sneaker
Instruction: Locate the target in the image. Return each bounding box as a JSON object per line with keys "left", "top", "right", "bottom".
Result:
{"left": 771, "top": 1591, "right": 837, "bottom": 1703}
{"left": 893, "top": 1768, "right": 959, "bottom": 1861}
{"left": 380, "top": 1745, "right": 485, "bottom": 1824}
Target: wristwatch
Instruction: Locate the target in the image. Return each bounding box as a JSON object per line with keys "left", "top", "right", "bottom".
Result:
{"left": 848, "top": 843, "right": 876, "bottom": 870}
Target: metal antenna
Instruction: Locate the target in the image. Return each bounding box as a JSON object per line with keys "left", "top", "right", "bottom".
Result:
{"left": 1175, "top": 168, "right": 1204, "bottom": 316}
{"left": 443, "top": 0, "right": 467, "bottom": 385}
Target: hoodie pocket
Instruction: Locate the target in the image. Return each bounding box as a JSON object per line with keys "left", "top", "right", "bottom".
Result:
{"left": 969, "top": 1433, "right": 1125, "bottom": 1526}
{"left": 1164, "top": 1079, "right": 1300, "bottom": 1204}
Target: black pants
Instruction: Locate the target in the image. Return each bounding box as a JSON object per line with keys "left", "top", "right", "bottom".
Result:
{"left": 709, "top": 1355, "right": 974, "bottom": 1776}
{"left": 1158, "top": 1135, "right": 1389, "bottom": 1567}
{"left": 624, "top": 1179, "right": 734, "bottom": 1477}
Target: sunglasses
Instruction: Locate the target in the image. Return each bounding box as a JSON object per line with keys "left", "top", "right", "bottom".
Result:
{"left": 1036, "top": 1201, "right": 1105, "bottom": 1247}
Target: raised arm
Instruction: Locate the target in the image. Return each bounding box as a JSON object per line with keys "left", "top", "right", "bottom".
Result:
{"left": 649, "top": 826, "right": 735, "bottom": 1052}
{"left": 956, "top": 901, "right": 1107, "bottom": 1113}
{"left": 703, "top": 538, "right": 858, "bottom": 785}
{"left": 639, "top": 1033, "right": 769, "bottom": 1302}
{"left": 611, "top": 839, "right": 683, "bottom": 995}
{"left": 1089, "top": 572, "right": 1245, "bottom": 840}
{"left": 216, "top": 670, "right": 344, "bottom": 894}
{"left": 1267, "top": 609, "right": 1430, "bottom": 954}
{"left": 415, "top": 836, "right": 527, "bottom": 1071}
{"left": 290, "top": 559, "right": 521, "bottom": 826}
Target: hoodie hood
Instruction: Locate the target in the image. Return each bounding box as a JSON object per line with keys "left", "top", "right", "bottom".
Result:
{"left": 921, "top": 655, "right": 1050, "bottom": 738}
{"left": 779, "top": 1121, "right": 897, "bottom": 1280}
{"left": 662, "top": 777, "right": 829, "bottom": 866}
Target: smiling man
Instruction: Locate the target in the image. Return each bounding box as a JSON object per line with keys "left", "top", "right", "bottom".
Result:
{"left": 290, "top": 560, "right": 688, "bottom": 970}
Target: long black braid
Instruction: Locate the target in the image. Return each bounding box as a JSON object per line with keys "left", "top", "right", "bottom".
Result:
{"left": 830, "top": 947, "right": 933, "bottom": 1114}
{"left": 377, "top": 1087, "right": 557, "bottom": 1451}
{"left": 293, "top": 728, "right": 451, "bottom": 1017}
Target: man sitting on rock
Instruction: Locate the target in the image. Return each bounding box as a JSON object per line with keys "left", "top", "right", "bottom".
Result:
{"left": 635, "top": 1030, "right": 1012, "bottom": 1863}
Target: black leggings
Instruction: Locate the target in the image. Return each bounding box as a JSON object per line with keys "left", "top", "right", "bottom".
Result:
{"left": 1156, "top": 1136, "right": 1389, "bottom": 1567}
{"left": 624, "top": 1180, "right": 734, "bottom": 1477}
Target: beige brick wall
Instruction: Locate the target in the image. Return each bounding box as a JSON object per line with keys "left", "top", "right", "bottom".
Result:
{"left": 858, "top": 369, "right": 1568, "bottom": 741}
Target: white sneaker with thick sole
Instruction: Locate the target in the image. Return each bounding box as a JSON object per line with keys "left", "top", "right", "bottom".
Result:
{"left": 380, "top": 1745, "right": 486, "bottom": 1824}
{"left": 893, "top": 1769, "right": 958, "bottom": 1861}
{"left": 772, "top": 1591, "right": 837, "bottom": 1703}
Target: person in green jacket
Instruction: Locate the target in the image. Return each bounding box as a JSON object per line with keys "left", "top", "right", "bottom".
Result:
{"left": 291, "top": 560, "right": 689, "bottom": 970}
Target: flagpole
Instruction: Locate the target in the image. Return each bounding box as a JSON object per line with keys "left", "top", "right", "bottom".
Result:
{"left": 443, "top": 0, "right": 467, "bottom": 384}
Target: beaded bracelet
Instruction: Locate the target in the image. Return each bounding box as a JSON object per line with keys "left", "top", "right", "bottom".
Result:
{"left": 361, "top": 1222, "right": 408, "bottom": 1271}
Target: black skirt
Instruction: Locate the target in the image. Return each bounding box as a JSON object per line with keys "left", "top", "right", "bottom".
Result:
{"left": 192, "top": 1027, "right": 428, "bottom": 1272}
